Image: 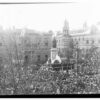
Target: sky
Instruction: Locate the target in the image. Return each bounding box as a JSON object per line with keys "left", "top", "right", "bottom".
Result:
{"left": 0, "top": 0, "right": 100, "bottom": 32}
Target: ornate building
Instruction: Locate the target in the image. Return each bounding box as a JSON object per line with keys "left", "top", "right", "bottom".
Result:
{"left": 71, "top": 23, "right": 100, "bottom": 53}
{"left": 56, "top": 20, "right": 100, "bottom": 60}
{"left": 56, "top": 20, "right": 73, "bottom": 59}
{"left": 0, "top": 20, "right": 100, "bottom": 65}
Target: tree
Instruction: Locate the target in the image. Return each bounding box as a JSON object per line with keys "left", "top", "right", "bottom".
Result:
{"left": 0, "top": 29, "right": 26, "bottom": 95}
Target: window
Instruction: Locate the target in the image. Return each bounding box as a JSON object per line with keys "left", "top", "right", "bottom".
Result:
{"left": 86, "top": 40, "right": 89, "bottom": 44}
{"left": 63, "top": 39, "right": 66, "bottom": 42}
{"left": 98, "top": 40, "right": 100, "bottom": 43}
{"left": 75, "top": 39, "right": 78, "bottom": 42}
{"left": 18, "top": 43, "right": 21, "bottom": 46}
{"left": 56, "top": 40, "right": 58, "bottom": 43}
{"left": 34, "top": 43, "right": 37, "bottom": 47}
{"left": 24, "top": 55, "right": 29, "bottom": 62}
{"left": 38, "top": 42, "right": 40, "bottom": 45}
{"left": 78, "top": 38, "right": 80, "bottom": 41}
{"left": 82, "top": 37, "right": 84, "bottom": 41}
{"left": 92, "top": 40, "right": 94, "bottom": 44}
{"left": 32, "top": 51, "right": 34, "bottom": 54}
{"left": 24, "top": 51, "right": 28, "bottom": 54}
{"left": 82, "top": 48, "right": 84, "bottom": 52}
{"left": 0, "top": 43, "right": 2, "bottom": 46}
{"left": 0, "top": 57, "right": 2, "bottom": 63}
{"left": 26, "top": 43, "right": 31, "bottom": 47}
{"left": 45, "top": 42, "right": 48, "bottom": 46}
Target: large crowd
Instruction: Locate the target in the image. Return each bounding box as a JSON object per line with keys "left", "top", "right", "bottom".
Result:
{"left": 0, "top": 46, "right": 100, "bottom": 95}
{"left": 0, "top": 63, "right": 100, "bottom": 95}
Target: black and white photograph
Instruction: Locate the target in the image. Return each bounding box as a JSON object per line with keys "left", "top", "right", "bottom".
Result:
{"left": 0, "top": 0, "right": 100, "bottom": 97}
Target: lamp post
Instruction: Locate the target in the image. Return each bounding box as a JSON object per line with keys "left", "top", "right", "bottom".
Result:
{"left": 75, "top": 42, "right": 79, "bottom": 92}
{"left": 75, "top": 42, "right": 78, "bottom": 74}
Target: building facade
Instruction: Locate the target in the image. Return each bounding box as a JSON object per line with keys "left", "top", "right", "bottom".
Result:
{"left": 21, "top": 29, "right": 53, "bottom": 64}
{"left": 0, "top": 20, "right": 100, "bottom": 65}
{"left": 56, "top": 20, "right": 73, "bottom": 59}
{"left": 56, "top": 20, "right": 100, "bottom": 60}
{"left": 72, "top": 24, "right": 100, "bottom": 52}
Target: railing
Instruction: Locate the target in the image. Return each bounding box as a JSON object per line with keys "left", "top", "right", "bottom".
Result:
{"left": 51, "top": 63, "right": 74, "bottom": 71}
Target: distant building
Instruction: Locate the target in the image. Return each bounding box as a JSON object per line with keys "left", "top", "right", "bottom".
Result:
{"left": 0, "top": 20, "right": 100, "bottom": 65}
{"left": 56, "top": 20, "right": 73, "bottom": 59}
{"left": 56, "top": 20, "right": 100, "bottom": 58}
{"left": 71, "top": 24, "right": 100, "bottom": 53}
{"left": 21, "top": 29, "right": 53, "bottom": 64}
